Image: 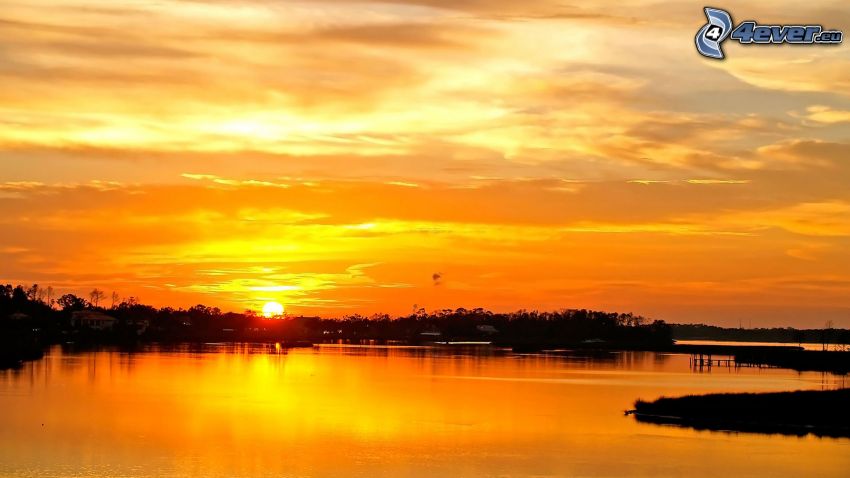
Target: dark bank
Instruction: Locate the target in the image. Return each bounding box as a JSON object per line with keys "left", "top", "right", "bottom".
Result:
{"left": 631, "top": 389, "right": 850, "bottom": 438}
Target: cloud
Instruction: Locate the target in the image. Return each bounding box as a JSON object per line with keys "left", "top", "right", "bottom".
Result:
{"left": 712, "top": 201, "right": 850, "bottom": 237}
{"left": 757, "top": 139, "right": 850, "bottom": 168}
{"left": 2, "top": 0, "right": 850, "bottom": 324}
{"left": 797, "top": 105, "right": 850, "bottom": 124}
{"left": 723, "top": 55, "right": 850, "bottom": 96}
{"left": 181, "top": 173, "right": 290, "bottom": 189}
{"left": 684, "top": 179, "right": 751, "bottom": 185}
{"left": 0, "top": 181, "right": 46, "bottom": 191}
{"left": 1, "top": 177, "right": 847, "bottom": 323}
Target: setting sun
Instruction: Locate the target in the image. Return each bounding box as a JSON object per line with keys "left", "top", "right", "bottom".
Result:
{"left": 262, "top": 301, "right": 284, "bottom": 318}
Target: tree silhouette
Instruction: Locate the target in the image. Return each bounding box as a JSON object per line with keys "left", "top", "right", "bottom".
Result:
{"left": 89, "top": 289, "right": 105, "bottom": 308}
{"left": 25, "top": 284, "right": 40, "bottom": 302}
{"left": 57, "top": 294, "right": 86, "bottom": 311}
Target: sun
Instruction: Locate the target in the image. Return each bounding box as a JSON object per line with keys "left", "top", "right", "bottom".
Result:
{"left": 261, "top": 301, "right": 284, "bottom": 318}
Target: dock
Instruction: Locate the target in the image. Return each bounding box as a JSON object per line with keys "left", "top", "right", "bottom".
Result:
{"left": 687, "top": 353, "right": 778, "bottom": 369}
{"left": 673, "top": 344, "right": 850, "bottom": 374}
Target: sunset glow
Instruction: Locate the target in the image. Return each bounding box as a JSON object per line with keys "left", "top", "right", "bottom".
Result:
{"left": 262, "top": 301, "right": 285, "bottom": 318}
{"left": 2, "top": 0, "right": 849, "bottom": 326}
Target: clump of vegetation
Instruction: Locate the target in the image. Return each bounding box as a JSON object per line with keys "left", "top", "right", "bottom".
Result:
{"left": 632, "top": 389, "right": 850, "bottom": 438}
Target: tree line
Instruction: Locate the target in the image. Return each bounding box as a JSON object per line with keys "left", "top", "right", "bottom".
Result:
{"left": 1, "top": 283, "right": 674, "bottom": 353}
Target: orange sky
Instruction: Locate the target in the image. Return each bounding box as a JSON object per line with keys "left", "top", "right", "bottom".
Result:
{"left": 2, "top": 0, "right": 850, "bottom": 326}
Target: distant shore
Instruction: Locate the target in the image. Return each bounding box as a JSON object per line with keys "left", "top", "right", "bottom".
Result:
{"left": 3, "top": 282, "right": 850, "bottom": 374}
{"left": 630, "top": 389, "right": 850, "bottom": 438}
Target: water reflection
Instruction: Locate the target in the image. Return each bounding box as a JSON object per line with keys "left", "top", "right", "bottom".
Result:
{"left": 1, "top": 345, "right": 849, "bottom": 477}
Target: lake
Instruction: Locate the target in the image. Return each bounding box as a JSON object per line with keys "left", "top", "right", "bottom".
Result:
{"left": 1, "top": 344, "right": 849, "bottom": 477}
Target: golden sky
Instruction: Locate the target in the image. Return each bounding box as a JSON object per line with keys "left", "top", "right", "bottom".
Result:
{"left": 2, "top": 0, "right": 850, "bottom": 326}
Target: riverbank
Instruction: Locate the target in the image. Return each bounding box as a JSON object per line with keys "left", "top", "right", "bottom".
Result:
{"left": 0, "top": 319, "right": 44, "bottom": 369}
{"left": 0, "top": 335, "right": 43, "bottom": 369}
{"left": 631, "top": 389, "right": 850, "bottom": 438}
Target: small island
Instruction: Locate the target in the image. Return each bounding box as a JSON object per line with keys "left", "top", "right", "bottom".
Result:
{"left": 630, "top": 389, "right": 850, "bottom": 438}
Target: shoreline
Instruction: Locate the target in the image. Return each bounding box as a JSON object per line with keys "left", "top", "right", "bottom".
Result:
{"left": 631, "top": 389, "right": 850, "bottom": 438}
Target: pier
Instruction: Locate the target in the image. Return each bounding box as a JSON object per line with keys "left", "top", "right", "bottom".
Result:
{"left": 688, "top": 353, "right": 777, "bottom": 369}
{"left": 678, "top": 344, "right": 800, "bottom": 370}
{"left": 674, "top": 343, "right": 850, "bottom": 374}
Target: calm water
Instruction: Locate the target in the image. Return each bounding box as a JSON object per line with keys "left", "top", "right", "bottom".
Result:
{"left": 1, "top": 344, "right": 849, "bottom": 477}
